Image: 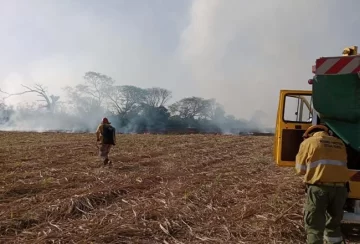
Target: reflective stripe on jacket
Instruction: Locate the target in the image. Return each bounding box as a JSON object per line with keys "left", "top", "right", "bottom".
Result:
{"left": 295, "top": 131, "right": 349, "bottom": 184}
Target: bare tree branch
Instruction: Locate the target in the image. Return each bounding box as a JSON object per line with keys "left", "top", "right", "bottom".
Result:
{"left": 0, "top": 84, "right": 60, "bottom": 113}
{"left": 144, "top": 87, "right": 172, "bottom": 107}
{"left": 107, "top": 85, "right": 146, "bottom": 116}
{"left": 169, "top": 96, "right": 213, "bottom": 119}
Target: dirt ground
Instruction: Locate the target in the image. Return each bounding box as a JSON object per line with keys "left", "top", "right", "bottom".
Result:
{"left": 0, "top": 131, "right": 355, "bottom": 244}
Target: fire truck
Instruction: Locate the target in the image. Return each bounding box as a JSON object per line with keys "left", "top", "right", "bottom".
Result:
{"left": 274, "top": 46, "right": 360, "bottom": 223}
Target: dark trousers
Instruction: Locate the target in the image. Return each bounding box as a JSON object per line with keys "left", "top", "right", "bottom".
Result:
{"left": 304, "top": 185, "right": 348, "bottom": 244}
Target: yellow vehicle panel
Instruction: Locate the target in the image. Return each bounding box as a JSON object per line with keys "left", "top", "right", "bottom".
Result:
{"left": 274, "top": 89, "right": 360, "bottom": 199}
{"left": 274, "top": 90, "right": 312, "bottom": 167}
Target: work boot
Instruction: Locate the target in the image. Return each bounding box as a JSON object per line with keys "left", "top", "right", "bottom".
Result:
{"left": 103, "top": 158, "right": 109, "bottom": 166}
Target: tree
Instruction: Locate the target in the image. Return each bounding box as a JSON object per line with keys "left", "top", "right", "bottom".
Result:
{"left": 213, "top": 105, "right": 226, "bottom": 120}
{"left": 199, "top": 98, "right": 226, "bottom": 120}
{"left": 144, "top": 87, "right": 172, "bottom": 107}
{"left": 169, "top": 96, "right": 213, "bottom": 119}
{"left": 0, "top": 102, "right": 13, "bottom": 124}
{"left": 0, "top": 84, "right": 60, "bottom": 113}
{"left": 0, "top": 90, "right": 6, "bottom": 109}
{"left": 0, "top": 68, "right": 264, "bottom": 134}
{"left": 107, "top": 85, "right": 146, "bottom": 116}
{"left": 0, "top": 96, "right": 6, "bottom": 122}
{"left": 77, "top": 71, "right": 115, "bottom": 107}
{"left": 64, "top": 86, "right": 104, "bottom": 116}
{"left": 64, "top": 71, "right": 115, "bottom": 116}
{"left": 141, "top": 105, "right": 170, "bottom": 132}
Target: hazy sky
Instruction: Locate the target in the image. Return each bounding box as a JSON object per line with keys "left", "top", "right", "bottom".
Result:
{"left": 1, "top": 0, "right": 360, "bottom": 126}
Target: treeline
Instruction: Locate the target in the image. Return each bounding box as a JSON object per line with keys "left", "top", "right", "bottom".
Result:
{"left": 0, "top": 71, "right": 271, "bottom": 134}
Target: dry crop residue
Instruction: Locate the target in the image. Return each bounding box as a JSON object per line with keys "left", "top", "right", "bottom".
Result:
{"left": 0, "top": 132, "right": 307, "bottom": 243}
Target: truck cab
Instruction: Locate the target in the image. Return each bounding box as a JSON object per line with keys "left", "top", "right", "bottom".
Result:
{"left": 274, "top": 46, "right": 360, "bottom": 224}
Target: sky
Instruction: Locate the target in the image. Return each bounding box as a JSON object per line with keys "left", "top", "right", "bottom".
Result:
{"left": 1, "top": 0, "right": 360, "bottom": 127}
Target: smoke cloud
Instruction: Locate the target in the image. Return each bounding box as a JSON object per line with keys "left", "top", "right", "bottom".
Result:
{"left": 179, "top": 0, "right": 360, "bottom": 127}
{"left": 1, "top": 0, "right": 360, "bottom": 132}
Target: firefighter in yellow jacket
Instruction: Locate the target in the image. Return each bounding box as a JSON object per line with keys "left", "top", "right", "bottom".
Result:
{"left": 295, "top": 125, "right": 349, "bottom": 244}
{"left": 96, "top": 117, "right": 116, "bottom": 166}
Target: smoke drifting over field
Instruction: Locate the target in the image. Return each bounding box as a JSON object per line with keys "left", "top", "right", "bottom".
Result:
{"left": 1, "top": 0, "right": 360, "bottom": 132}
{"left": 180, "top": 0, "right": 360, "bottom": 123}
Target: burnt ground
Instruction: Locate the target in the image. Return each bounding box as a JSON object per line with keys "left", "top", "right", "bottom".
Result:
{"left": 0, "top": 131, "right": 349, "bottom": 243}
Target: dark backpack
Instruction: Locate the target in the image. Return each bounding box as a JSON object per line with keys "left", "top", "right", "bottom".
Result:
{"left": 102, "top": 124, "right": 115, "bottom": 145}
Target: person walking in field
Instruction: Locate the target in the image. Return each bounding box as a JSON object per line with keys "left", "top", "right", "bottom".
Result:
{"left": 295, "top": 125, "right": 349, "bottom": 244}
{"left": 96, "top": 117, "right": 116, "bottom": 166}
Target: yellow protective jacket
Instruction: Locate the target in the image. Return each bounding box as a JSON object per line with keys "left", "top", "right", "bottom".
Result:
{"left": 295, "top": 131, "right": 349, "bottom": 184}
{"left": 96, "top": 123, "right": 116, "bottom": 144}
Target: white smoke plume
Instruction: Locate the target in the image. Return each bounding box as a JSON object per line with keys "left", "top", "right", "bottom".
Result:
{"left": 179, "top": 0, "right": 360, "bottom": 127}
{"left": 1, "top": 0, "right": 359, "bottom": 132}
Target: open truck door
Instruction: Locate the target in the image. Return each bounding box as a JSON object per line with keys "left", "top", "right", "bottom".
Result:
{"left": 274, "top": 90, "right": 313, "bottom": 167}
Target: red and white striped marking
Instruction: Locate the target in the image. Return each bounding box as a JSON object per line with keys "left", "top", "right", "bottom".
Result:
{"left": 313, "top": 56, "right": 360, "bottom": 75}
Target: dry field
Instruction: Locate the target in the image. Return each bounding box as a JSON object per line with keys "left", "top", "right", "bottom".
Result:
{"left": 0, "top": 131, "right": 339, "bottom": 243}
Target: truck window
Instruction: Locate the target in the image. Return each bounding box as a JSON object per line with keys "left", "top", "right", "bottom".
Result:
{"left": 283, "top": 94, "right": 312, "bottom": 123}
